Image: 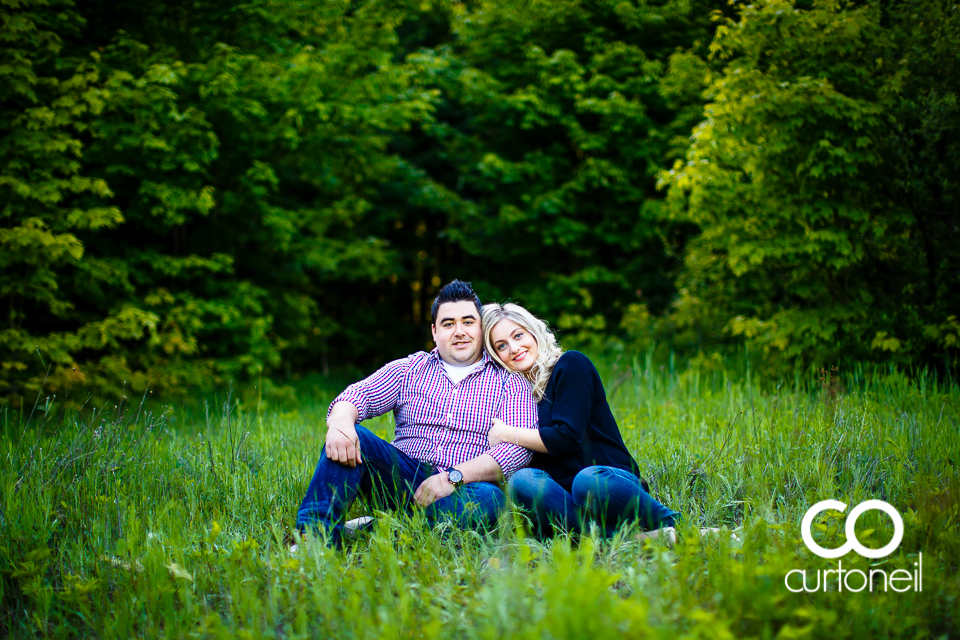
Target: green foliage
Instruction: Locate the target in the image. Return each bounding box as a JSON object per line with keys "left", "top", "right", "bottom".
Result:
{"left": 403, "top": 0, "right": 722, "bottom": 338}
{"left": 659, "top": 0, "right": 960, "bottom": 371}
{"left": 3, "top": 0, "right": 959, "bottom": 400}
{"left": 0, "top": 0, "right": 126, "bottom": 398}
{"left": 1, "top": 363, "right": 958, "bottom": 637}
{"left": 1, "top": 0, "right": 439, "bottom": 402}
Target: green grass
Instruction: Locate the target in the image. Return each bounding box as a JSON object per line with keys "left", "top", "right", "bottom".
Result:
{"left": 2, "top": 358, "right": 958, "bottom": 638}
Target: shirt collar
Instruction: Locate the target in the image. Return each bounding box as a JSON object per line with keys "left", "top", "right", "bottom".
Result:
{"left": 429, "top": 347, "right": 492, "bottom": 368}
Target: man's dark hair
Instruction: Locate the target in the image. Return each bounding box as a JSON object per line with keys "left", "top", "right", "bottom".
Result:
{"left": 431, "top": 279, "right": 482, "bottom": 324}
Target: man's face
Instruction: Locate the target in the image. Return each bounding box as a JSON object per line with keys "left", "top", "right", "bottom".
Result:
{"left": 431, "top": 300, "right": 482, "bottom": 366}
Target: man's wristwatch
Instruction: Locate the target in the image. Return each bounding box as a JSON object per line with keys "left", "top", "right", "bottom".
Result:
{"left": 447, "top": 468, "right": 464, "bottom": 490}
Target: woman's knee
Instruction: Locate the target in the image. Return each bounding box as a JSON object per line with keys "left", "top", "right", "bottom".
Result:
{"left": 572, "top": 466, "right": 637, "bottom": 505}
{"left": 572, "top": 465, "right": 613, "bottom": 495}
{"left": 507, "top": 468, "right": 550, "bottom": 504}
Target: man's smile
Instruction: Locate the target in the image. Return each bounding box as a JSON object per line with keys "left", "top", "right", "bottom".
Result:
{"left": 431, "top": 300, "right": 483, "bottom": 365}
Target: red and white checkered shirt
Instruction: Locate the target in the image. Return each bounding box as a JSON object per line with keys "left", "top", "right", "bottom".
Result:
{"left": 329, "top": 349, "right": 537, "bottom": 477}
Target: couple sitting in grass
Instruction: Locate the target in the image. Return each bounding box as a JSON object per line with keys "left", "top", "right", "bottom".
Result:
{"left": 296, "top": 279, "right": 681, "bottom": 547}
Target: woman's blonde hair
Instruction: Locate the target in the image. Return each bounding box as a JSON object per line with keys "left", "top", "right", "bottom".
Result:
{"left": 481, "top": 303, "right": 563, "bottom": 402}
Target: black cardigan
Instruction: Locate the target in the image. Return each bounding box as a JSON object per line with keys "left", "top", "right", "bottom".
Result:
{"left": 531, "top": 351, "right": 642, "bottom": 492}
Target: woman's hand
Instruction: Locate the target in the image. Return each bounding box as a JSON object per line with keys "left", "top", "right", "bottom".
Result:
{"left": 488, "top": 418, "right": 514, "bottom": 447}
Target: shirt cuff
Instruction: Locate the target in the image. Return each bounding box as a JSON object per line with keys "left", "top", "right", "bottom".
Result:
{"left": 326, "top": 388, "right": 367, "bottom": 422}
{"left": 488, "top": 442, "right": 534, "bottom": 479}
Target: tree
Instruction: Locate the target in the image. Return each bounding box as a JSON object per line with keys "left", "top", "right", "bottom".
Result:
{"left": 0, "top": 0, "right": 130, "bottom": 399}
{"left": 389, "top": 0, "right": 722, "bottom": 349}
{"left": 1, "top": 0, "right": 439, "bottom": 402}
{"left": 659, "top": 0, "right": 960, "bottom": 369}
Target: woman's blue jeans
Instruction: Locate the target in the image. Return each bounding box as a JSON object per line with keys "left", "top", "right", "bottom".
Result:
{"left": 507, "top": 466, "right": 679, "bottom": 538}
{"left": 296, "top": 425, "right": 505, "bottom": 545}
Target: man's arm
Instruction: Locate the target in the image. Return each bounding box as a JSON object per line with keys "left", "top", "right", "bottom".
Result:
{"left": 413, "top": 453, "right": 503, "bottom": 506}
{"left": 323, "top": 356, "right": 415, "bottom": 468}
{"left": 328, "top": 357, "right": 411, "bottom": 423}
{"left": 485, "top": 373, "right": 539, "bottom": 476}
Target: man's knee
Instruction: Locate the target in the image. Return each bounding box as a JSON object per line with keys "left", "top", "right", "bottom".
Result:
{"left": 457, "top": 482, "right": 506, "bottom": 528}
{"left": 353, "top": 424, "right": 382, "bottom": 447}
{"left": 313, "top": 425, "right": 381, "bottom": 472}
{"left": 468, "top": 481, "right": 506, "bottom": 510}
{"left": 488, "top": 484, "right": 507, "bottom": 512}
{"left": 481, "top": 485, "right": 506, "bottom": 527}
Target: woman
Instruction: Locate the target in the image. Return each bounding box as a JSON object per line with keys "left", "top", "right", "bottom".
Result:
{"left": 481, "top": 302, "right": 680, "bottom": 540}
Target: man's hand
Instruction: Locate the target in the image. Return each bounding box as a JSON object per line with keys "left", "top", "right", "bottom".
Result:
{"left": 325, "top": 425, "right": 363, "bottom": 467}
{"left": 325, "top": 401, "right": 362, "bottom": 467}
{"left": 414, "top": 473, "right": 455, "bottom": 507}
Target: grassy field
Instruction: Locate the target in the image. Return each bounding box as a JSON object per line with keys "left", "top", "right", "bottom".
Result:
{"left": 2, "top": 356, "right": 958, "bottom": 638}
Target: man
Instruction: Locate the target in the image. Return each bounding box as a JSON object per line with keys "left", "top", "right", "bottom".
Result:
{"left": 296, "top": 279, "right": 538, "bottom": 545}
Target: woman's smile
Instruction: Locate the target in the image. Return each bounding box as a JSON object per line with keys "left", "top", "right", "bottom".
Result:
{"left": 490, "top": 319, "right": 538, "bottom": 373}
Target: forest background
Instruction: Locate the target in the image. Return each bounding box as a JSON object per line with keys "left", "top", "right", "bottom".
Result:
{"left": 3, "top": 0, "right": 959, "bottom": 404}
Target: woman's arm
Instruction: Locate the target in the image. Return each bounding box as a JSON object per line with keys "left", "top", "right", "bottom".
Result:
{"left": 534, "top": 352, "right": 594, "bottom": 456}
{"left": 488, "top": 418, "right": 549, "bottom": 453}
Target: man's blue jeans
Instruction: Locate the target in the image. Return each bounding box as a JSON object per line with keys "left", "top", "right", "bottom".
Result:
{"left": 296, "top": 425, "right": 506, "bottom": 545}
{"left": 507, "top": 466, "right": 680, "bottom": 538}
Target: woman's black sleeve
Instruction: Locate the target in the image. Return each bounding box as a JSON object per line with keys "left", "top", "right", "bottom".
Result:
{"left": 538, "top": 354, "right": 594, "bottom": 457}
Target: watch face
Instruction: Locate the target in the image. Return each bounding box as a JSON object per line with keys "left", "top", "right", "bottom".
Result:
{"left": 448, "top": 469, "right": 463, "bottom": 484}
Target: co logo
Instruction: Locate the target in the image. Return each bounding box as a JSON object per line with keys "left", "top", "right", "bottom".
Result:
{"left": 801, "top": 499, "right": 904, "bottom": 559}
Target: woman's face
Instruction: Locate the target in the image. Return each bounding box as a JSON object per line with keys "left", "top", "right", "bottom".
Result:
{"left": 489, "top": 319, "right": 539, "bottom": 373}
